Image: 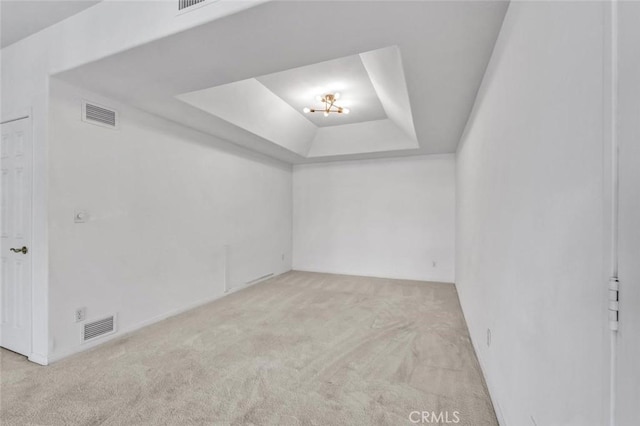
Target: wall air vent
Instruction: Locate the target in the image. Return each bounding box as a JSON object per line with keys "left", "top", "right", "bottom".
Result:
{"left": 178, "top": 0, "right": 207, "bottom": 11}
{"left": 83, "top": 315, "right": 116, "bottom": 342}
{"left": 82, "top": 101, "right": 118, "bottom": 129}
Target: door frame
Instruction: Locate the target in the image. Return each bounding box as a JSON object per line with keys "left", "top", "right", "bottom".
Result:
{"left": 1, "top": 107, "right": 38, "bottom": 362}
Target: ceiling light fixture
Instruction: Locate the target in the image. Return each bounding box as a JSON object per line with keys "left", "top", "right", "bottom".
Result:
{"left": 303, "top": 93, "right": 350, "bottom": 116}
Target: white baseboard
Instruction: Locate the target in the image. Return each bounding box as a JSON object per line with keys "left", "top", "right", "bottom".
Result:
{"left": 28, "top": 352, "right": 49, "bottom": 366}
{"left": 470, "top": 342, "right": 506, "bottom": 426}
{"left": 291, "top": 267, "right": 455, "bottom": 284}
{"left": 455, "top": 283, "right": 506, "bottom": 426}
{"left": 46, "top": 270, "right": 289, "bottom": 364}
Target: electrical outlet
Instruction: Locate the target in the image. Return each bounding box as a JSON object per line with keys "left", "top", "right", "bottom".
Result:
{"left": 74, "top": 210, "right": 89, "bottom": 223}
{"left": 281, "top": 253, "right": 285, "bottom": 261}
{"left": 75, "top": 307, "right": 86, "bottom": 323}
{"left": 487, "top": 328, "right": 492, "bottom": 347}
{"left": 432, "top": 260, "right": 437, "bottom": 267}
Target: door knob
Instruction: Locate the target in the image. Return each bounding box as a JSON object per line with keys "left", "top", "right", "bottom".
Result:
{"left": 10, "top": 246, "right": 28, "bottom": 254}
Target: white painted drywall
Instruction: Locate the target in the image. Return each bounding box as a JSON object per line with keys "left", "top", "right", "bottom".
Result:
{"left": 456, "top": 2, "right": 608, "bottom": 425}
{"left": 1, "top": 0, "right": 266, "bottom": 364}
{"left": 359, "top": 46, "right": 417, "bottom": 142}
{"left": 293, "top": 155, "right": 455, "bottom": 282}
{"left": 307, "top": 119, "right": 418, "bottom": 158}
{"left": 47, "top": 80, "right": 292, "bottom": 361}
{"left": 616, "top": 2, "right": 640, "bottom": 425}
{"left": 178, "top": 78, "right": 317, "bottom": 157}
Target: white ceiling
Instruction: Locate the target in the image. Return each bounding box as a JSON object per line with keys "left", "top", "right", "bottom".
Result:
{"left": 177, "top": 46, "right": 418, "bottom": 158}
{"left": 257, "top": 54, "right": 386, "bottom": 128}
{"left": 1, "top": 0, "right": 101, "bottom": 48}
{"left": 54, "top": 0, "right": 509, "bottom": 164}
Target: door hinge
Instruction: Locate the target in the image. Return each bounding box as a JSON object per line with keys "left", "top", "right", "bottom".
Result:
{"left": 609, "top": 277, "right": 619, "bottom": 331}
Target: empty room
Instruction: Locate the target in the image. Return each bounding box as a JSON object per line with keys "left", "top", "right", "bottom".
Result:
{"left": 1, "top": 0, "right": 638, "bottom": 425}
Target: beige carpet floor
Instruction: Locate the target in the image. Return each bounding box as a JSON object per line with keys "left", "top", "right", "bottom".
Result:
{"left": 1, "top": 271, "right": 497, "bottom": 426}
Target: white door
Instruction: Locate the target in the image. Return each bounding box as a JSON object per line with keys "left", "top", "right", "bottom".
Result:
{"left": 0, "top": 117, "right": 32, "bottom": 356}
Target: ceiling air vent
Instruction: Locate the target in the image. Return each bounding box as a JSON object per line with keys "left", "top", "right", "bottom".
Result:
{"left": 179, "top": 0, "right": 207, "bottom": 11}
{"left": 83, "top": 315, "right": 116, "bottom": 342}
{"left": 82, "top": 101, "right": 118, "bottom": 129}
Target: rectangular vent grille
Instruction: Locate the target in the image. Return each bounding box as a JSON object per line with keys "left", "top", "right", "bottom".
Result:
{"left": 83, "top": 316, "right": 115, "bottom": 342}
{"left": 179, "top": 0, "right": 206, "bottom": 10}
{"left": 85, "top": 103, "right": 116, "bottom": 127}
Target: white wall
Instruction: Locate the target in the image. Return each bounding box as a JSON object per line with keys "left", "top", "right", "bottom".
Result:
{"left": 48, "top": 80, "right": 292, "bottom": 361}
{"left": 616, "top": 2, "right": 640, "bottom": 425}
{"left": 293, "top": 155, "right": 455, "bottom": 283}
{"left": 1, "top": 0, "right": 265, "bottom": 364}
{"left": 456, "top": 2, "right": 608, "bottom": 425}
